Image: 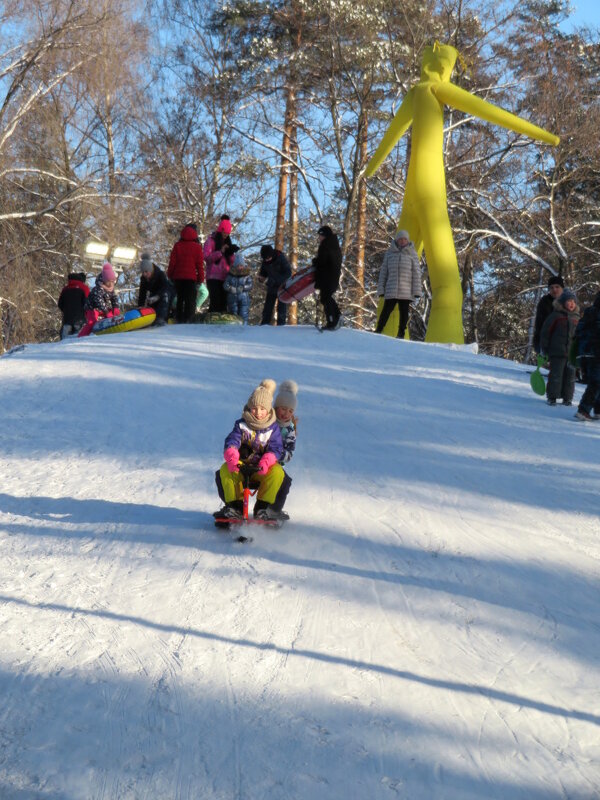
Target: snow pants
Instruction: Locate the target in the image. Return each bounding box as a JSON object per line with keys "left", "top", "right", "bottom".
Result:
{"left": 227, "top": 293, "right": 250, "bottom": 324}
{"left": 578, "top": 361, "right": 600, "bottom": 414}
{"left": 216, "top": 462, "right": 291, "bottom": 508}
{"left": 547, "top": 356, "right": 576, "bottom": 402}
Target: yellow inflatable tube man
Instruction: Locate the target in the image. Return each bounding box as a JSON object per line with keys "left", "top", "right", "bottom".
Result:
{"left": 366, "top": 42, "right": 560, "bottom": 344}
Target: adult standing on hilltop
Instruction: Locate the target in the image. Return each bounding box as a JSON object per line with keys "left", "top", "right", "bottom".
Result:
{"left": 258, "top": 244, "right": 292, "bottom": 326}
{"left": 533, "top": 275, "right": 564, "bottom": 354}
{"left": 168, "top": 223, "right": 205, "bottom": 323}
{"left": 204, "top": 215, "right": 234, "bottom": 313}
{"left": 312, "top": 225, "right": 342, "bottom": 330}
{"left": 375, "top": 230, "right": 422, "bottom": 339}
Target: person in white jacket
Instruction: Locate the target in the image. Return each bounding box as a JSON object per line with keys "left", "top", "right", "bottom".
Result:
{"left": 375, "top": 230, "right": 422, "bottom": 338}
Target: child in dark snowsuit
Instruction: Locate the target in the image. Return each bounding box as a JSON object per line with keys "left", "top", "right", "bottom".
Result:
{"left": 58, "top": 271, "right": 90, "bottom": 338}
{"left": 539, "top": 289, "right": 580, "bottom": 406}
{"left": 214, "top": 379, "right": 291, "bottom": 522}
{"left": 78, "top": 262, "right": 120, "bottom": 337}
{"left": 223, "top": 252, "right": 253, "bottom": 324}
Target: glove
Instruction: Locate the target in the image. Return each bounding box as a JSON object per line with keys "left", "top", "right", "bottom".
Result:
{"left": 256, "top": 452, "right": 277, "bottom": 475}
{"left": 147, "top": 294, "right": 159, "bottom": 305}
{"left": 106, "top": 308, "right": 120, "bottom": 318}
{"left": 224, "top": 447, "right": 240, "bottom": 473}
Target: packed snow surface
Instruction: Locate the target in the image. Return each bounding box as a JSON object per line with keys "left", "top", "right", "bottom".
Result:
{"left": 0, "top": 324, "right": 598, "bottom": 799}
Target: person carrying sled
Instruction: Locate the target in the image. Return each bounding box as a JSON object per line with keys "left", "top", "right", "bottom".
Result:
{"left": 533, "top": 274, "right": 564, "bottom": 354}
{"left": 375, "top": 230, "right": 422, "bottom": 338}
{"left": 138, "top": 252, "right": 174, "bottom": 326}
{"left": 58, "top": 271, "right": 89, "bottom": 338}
{"left": 258, "top": 244, "right": 291, "bottom": 326}
{"left": 223, "top": 251, "right": 253, "bottom": 324}
{"left": 168, "top": 223, "right": 205, "bottom": 323}
{"left": 214, "top": 379, "right": 291, "bottom": 522}
{"left": 574, "top": 290, "right": 600, "bottom": 421}
{"left": 204, "top": 215, "right": 234, "bottom": 313}
{"left": 78, "top": 262, "right": 120, "bottom": 337}
{"left": 312, "top": 225, "right": 342, "bottom": 330}
{"left": 539, "top": 288, "right": 580, "bottom": 406}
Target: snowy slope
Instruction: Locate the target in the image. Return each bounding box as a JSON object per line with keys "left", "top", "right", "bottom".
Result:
{"left": 0, "top": 324, "right": 598, "bottom": 800}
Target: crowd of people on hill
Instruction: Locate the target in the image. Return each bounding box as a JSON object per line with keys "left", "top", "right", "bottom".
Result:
{"left": 58, "top": 216, "right": 344, "bottom": 335}
{"left": 56, "top": 219, "right": 600, "bottom": 422}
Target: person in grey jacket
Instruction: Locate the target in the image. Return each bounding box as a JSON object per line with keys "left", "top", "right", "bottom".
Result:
{"left": 375, "top": 230, "right": 422, "bottom": 338}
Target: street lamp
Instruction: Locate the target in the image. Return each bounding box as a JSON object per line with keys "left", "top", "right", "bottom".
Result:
{"left": 111, "top": 246, "right": 137, "bottom": 265}
{"left": 84, "top": 241, "right": 109, "bottom": 260}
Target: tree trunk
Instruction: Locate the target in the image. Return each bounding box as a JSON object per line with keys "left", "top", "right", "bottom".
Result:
{"left": 354, "top": 108, "right": 368, "bottom": 328}
{"left": 288, "top": 118, "right": 299, "bottom": 325}
{"left": 274, "top": 87, "right": 294, "bottom": 252}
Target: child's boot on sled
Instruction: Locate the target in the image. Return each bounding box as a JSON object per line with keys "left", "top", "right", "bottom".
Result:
{"left": 215, "top": 500, "right": 243, "bottom": 520}
{"left": 254, "top": 499, "right": 289, "bottom": 522}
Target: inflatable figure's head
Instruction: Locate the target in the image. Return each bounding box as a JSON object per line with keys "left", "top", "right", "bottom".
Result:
{"left": 420, "top": 42, "right": 458, "bottom": 82}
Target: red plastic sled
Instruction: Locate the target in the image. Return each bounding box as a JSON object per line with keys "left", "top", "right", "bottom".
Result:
{"left": 277, "top": 266, "right": 316, "bottom": 304}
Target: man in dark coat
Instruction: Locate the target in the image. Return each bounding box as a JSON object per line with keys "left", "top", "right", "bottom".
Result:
{"left": 575, "top": 291, "right": 600, "bottom": 420}
{"left": 313, "top": 225, "right": 342, "bottom": 330}
{"left": 258, "top": 245, "right": 292, "bottom": 325}
{"left": 138, "top": 253, "right": 174, "bottom": 326}
{"left": 58, "top": 271, "right": 90, "bottom": 338}
{"left": 533, "top": 274, "right": 564, "bottom": 353}
{"left": 168, "top": 223, "right": 205, "bottom": 323}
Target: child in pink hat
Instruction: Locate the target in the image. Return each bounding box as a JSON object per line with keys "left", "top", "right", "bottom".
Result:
{"left": 78, "top": 262, "right": 121, "bottom": 336}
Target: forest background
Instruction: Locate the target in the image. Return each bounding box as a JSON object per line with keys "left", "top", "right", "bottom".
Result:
{"left": 0, "top": 0, "right": 599, "bottom": 357}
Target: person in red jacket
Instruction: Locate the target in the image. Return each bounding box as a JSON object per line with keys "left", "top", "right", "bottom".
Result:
{"left": 58, "top": 271, "right": 90, "bottom": 338}
{"left": 167, "top": 223, "right": 205, "bottom": 323}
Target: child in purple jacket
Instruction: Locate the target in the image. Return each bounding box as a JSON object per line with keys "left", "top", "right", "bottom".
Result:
{"left": 214, "top": 379, "right": 291, "bottom": 521}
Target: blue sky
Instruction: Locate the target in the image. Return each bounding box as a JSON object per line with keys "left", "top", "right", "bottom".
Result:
{"left": 560, "top": 0, "right": 600, "bottom": 31}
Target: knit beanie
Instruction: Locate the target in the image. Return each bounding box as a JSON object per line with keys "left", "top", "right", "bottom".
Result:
{"left": 217, "top": 216, "right": 232, "bottom": 235}
{"left": 395, "top": 229, "right": 410, "bottom": 241}
{"left": 140, "top": 253, "right": 153, "bottom": 273}
{"left": 275, "top": 380, "right": 298, "bottom": 411}
{"left": 230, "top": 252, "right": 246, "bottom": 274}
{"left": 318, "top": 225, "right": 333, "bottom": 237}
{"left": 100, "top": 262, "right": 117, "bottom": 283}
{"left": 260, "top": 244, "right": 275, "bottom": 261}
{"left": 559, "top": 289, "right": 577, "bottom": 306}
{"left": 247, "top": 379, "right": 276, "bottom": 411}
{"left": 548, "top": 275, "right": 564, "bottom": 288}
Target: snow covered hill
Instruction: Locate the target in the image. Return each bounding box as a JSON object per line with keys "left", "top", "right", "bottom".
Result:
{"left": 0, "top": 324, "right": 598, "bottom": 799}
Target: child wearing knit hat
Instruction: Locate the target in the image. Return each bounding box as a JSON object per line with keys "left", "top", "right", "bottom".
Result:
{"left": 77, "top": 262, "right": 120, "bottom": 337}
{"left": 214, "top": 379, "right": 292, "bottom": 523}
{"left": 274, "top": 380, "right": 298, "bottom": 465}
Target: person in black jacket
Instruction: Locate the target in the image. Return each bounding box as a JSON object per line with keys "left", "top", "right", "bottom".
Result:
{"left": 574, "top": 291, "right": 600, "bottom": 421}
{"left": 138, "top": 253, "right": 174, "bottom": 326}
{"left": 58, "top": 271, "right": 90, "bottom": 338}
{"left": 533, "top": 274, "right": 564, "bottom": 353}
{"left": 259, "top": 245, "right": 292, "bottom": 325}
{"left": 313, "top": 225, "right": 342, "bottom": 330}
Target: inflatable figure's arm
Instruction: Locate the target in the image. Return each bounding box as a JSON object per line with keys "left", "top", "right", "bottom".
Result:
{"left": 365, "top": 89, "right": 415, "bottom": 177}
{"left": 433, "top": 82, "right": 559, "bottom": 146}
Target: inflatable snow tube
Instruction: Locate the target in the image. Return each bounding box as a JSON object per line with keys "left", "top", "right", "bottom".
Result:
{"left": 198, "top": 312, "right": 243, "bottom": 325}
{"left": 93, "top": 307, "right": 156, "bottom": 335}
{"left": 278, "top": 266, "right": 316, "bottom": 304}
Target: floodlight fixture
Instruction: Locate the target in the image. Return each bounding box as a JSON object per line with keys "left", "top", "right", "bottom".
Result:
{"left": 111, "top": 246, "right": 137, "bottom": 265}
{"left": 84, "top": 241, "right": 109, "bottom": 259}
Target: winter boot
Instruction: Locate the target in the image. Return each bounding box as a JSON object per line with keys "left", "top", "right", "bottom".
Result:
{"left": 574, "top": 410, "right": 593, "bottom": 421}
{"left": 253, "top": 499, "right": 269, "bottom": 519}
{"left": 215, "top": 500, "right": 243, "bottom": 520}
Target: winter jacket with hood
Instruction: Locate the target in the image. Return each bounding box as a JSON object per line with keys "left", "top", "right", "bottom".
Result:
{"left": 85, "top": 276, "right": 119, "bottom": 316}
{"left": 259, "top": 250, "right": 292, "bottom": 293}
{"left": 312, "top": 232, "right": 342, "bottom": 294}
{"left": 377, "top": 240, "right": 421, "bottom": 300}
{"left": 58, "top": 275, "right": 90, "bottom": 325}
{"left": 540, "top": 298, "right": 580, "bottom": 358}
{"left": 533, "top": 293, "right": 556, "bottom": 353}
{"left": 168, "top": 225, "right": 205, "bottom": 283}
{"left": 203, "top": 232, "right": 233, "bottom": 282}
